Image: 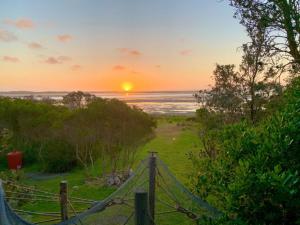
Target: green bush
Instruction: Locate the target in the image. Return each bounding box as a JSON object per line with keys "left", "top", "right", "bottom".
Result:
{"left": 0, "top": 96, "right": 155, "bottom": 173}
{"left": 192, "top": 77, "right": 300, "bottom": 224}
{"left": 42, "top": 139, "right": 77, "bottom": 173}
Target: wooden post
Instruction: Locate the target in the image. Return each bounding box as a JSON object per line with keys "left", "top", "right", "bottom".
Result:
{"left": 60, "top": 181, "right": 68, "bottom": 221}
{"left": 148, "top": 152, "right": 157, "bottom": 225}
{"left": 135, "top": 190, "right": 149, "bottom": 225}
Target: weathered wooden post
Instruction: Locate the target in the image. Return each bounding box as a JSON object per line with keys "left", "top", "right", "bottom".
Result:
{"left": 135, "top": 190, "right": 149, "bottom": 225}
{"left": 60, "top": 180, "right": 68, "bottom": 221}
{"left": 148, "top": 152, "right": 157, "bottom": 225}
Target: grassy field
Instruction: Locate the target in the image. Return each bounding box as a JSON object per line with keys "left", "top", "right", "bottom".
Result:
{"left": 135, "top": 116, "right": 201, "bottom": 183}
{"left": 3, "top": 115, "right": 202, "bottom": 224}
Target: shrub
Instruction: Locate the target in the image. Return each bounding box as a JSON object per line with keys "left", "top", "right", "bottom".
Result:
{"left": 192, "top": 77, "right": 300, "bottom": 224}
{"left": 0, "top": 97, "right": 156, "bottom": 173}
{"left": 42, "top": 139, "right": 77, "bottom": 173}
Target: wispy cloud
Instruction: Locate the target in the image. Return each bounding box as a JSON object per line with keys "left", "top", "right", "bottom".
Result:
{"left": 0, "top": 29, "right": 17, "bottom": 42}
{"left": 28, "top": 42, "right": 43, "bottom": 49}
{"left": 118, "top": 48, "right": 142, "bottom": 57}
{"left": 179, "top": 49, "right": 192, "bottom": 56}
{"left": 155, "top": 65, "right": 161, "bottom": 69}
{"left": 44, "top": 56, "right": 71, "bottom": 64}
{"left": 113, "top": 65, "right": 126, "bottom": 71}
{"left": 71, "top": 64, "right": 81, "bottom": 71}
{"left": 2, "top": 56, "right": 19, "bottom": 63}
{"left": 57, "top": 56, "right": 71, "bottom": 62}
{"left": 57, "top": 34, "right": 72, "bottom": 43}
{"left": 5, "top": 18, "right": 34, "bottom": 29}
{"left": 130, "top": 50, "right": 141, "bottom": 56}
{"left": 45, "top": 57, "right": 60, "bottom": 64}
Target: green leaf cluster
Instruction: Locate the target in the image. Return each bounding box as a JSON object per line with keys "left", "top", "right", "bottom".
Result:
{"left": 0, "top": 97, "right": 156, "bottom": 173}
{"left": 193, "top": 77, "right": 300, "bottom": 224}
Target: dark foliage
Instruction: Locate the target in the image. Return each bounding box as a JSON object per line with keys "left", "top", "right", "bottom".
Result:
{"left": 0, "top": 97, "right": 155, "bottom": 173}
{"left": 229, "top": 0, "right": 300, "bottom": 74}
{"left": 193, "top": 77, "right": 300, "bottom": 224}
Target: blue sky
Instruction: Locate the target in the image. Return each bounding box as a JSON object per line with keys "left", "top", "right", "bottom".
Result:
{"left": 0, "top": 0, "right": 248, "bottom": 91}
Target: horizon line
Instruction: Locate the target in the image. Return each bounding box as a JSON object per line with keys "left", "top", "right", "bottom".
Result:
{"left": 0, "top": 89, "right": 205, "bottom": 94}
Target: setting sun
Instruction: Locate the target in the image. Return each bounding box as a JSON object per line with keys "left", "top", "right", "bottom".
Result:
{"left": 122, "top": 82, "right": 133, "bottom": 92}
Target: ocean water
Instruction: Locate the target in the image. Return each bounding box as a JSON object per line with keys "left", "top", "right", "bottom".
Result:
{"left": 0, "top": 91, "right": 199, "bottom": 115}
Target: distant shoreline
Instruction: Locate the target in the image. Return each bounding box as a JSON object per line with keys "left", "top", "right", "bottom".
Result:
{"left": 0, "top": 90, "right": 198, "bottom": 95}
{"left": 0, "top": 91, "right": 200, "bottom": 115}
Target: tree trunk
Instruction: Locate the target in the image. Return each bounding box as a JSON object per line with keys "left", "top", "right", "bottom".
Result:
{"left": 277, "top": 0, "right": 300, "bottom": 64}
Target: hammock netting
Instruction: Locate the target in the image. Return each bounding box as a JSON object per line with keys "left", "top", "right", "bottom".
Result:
{"left": 0, "top": 156, "right": 221, "bottom": 225}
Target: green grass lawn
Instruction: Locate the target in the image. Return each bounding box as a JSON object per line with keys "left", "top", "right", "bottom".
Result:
{"left": 2, "top": 115, "right": 201, "bottom": 224}
{"left": 135, "top": 116, "right": 201, "bottom": 183}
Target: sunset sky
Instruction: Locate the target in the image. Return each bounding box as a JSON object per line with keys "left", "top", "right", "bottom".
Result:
{"left": 0, "top": 0, "right": 248, "bottom": 92}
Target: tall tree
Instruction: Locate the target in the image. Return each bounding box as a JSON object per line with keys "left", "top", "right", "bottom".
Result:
{"left": 195, "top": 44, "right": 282, "bottom": 123}
{"left": 229, "top": 0, "right": 300, "bottom": 73}
{"left": 239, "top": 40, "right": 282, "bottom": 122}
{"left": 195, "top": 64, "right": 244, "bottom": 119}
{"left": 63, "top": 91, "right": 96, "bottom": 109}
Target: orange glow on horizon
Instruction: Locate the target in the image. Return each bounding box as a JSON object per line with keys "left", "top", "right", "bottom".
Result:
{"left": 122, "top": 82, "right": 133, "bottom": 92}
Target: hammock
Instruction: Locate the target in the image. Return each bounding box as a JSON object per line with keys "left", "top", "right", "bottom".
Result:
{"left": 0, "top": 156, "right": 221, "bottom": 225}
